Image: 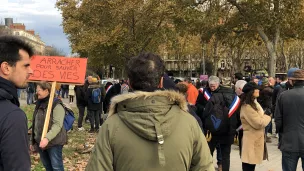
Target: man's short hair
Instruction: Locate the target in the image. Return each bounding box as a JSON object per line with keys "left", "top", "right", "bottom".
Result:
{"left": 0, "top": 36, "right": 34, "bottom": 66}
{"left": 209, "top": 76, "right": 220, "bottom": 84}
{"left": 276, "top": 74, "right": 287, "bottom": 81}
{"left": 126, "top": 53, "right": 165, "bottom": 91}
{"left": 234, "top": 73, "right": 243, "bottom": 80}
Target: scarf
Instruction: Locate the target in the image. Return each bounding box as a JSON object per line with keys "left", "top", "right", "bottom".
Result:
{"left": 35, "top": 95, "right": 50, "bottom": 110}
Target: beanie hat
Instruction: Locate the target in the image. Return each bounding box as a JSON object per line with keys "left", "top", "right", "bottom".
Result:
{"left": 287, "top": 68, "right": 300, "bottom": 78}
{"left": 242, "top": 82, "right": 259, "bottom": 93}
{"left": 261, "top": 77, "right": 269, "bottom": 86}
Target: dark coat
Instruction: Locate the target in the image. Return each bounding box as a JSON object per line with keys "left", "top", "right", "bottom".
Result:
{"left": 0, "top": 77, "right": 31, "bottom": 171}
{"left": 85, "top": 84, "right": 103, "bottom": 111}
{"left": 258, "top": 86, "right": 273, "bottom": 115}
{"left": 197, "top": 86, "right": 239, "bottom": 144}
{"left": 75, "top": 85, "right": 86, "bottom": 107}
{"left": 103, "top": 84, "right": 121, "bottom": 113}
{"left": 275, "top": 83, "right": 304, "bottom": 152}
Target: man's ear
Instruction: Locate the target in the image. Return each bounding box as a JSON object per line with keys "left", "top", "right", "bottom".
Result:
{"left": 158, "top": 77, "right": 163, "bottom": 88}
{"left": 0, "top": 62, "right": 12, "bottom": 76}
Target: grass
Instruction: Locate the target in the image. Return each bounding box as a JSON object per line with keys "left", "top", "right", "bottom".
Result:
{"left": 21, "top": 104, "right": 96, "bottom": 171}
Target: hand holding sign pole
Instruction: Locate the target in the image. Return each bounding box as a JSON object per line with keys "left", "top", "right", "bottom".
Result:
{"left": 29, "top": 56, "right": 88, "bottom": 142}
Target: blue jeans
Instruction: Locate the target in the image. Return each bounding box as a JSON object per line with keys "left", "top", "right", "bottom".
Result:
{"left": 282, "top": 151, "right": 304, "bottom": 171}
{"left": 38, "top": 145, "right": 64, "bottom": 171}
{"left": 27, "top": 92, "right": 33, "bottom": 105}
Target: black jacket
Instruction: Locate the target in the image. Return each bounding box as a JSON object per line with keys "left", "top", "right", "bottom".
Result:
{"left": 0, "top": 77, "right": 31, "bottom": 171}
{"left": 258, "top": 86, "right": 273, "bottom": 115}
{"left": 197, "top": 86, "right": 239, "bottom": 144}
{"left": 275, "top": 83, "right": 304, "bottom": 152}
{"left": 85, "top": 84, "right": 103, "bottom": 111}
{"left": 103, "top": 84, "right": 121, "bottom": 113}
{"left": 75, "top": 85, "right": 86, "bottom": 107}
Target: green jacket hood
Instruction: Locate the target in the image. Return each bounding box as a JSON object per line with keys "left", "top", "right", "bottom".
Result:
{"left": 108, "top": 90, "right": 188, "bottom": 139}
{"left": 107, "top": 90, "right": 188, "bottom": 166}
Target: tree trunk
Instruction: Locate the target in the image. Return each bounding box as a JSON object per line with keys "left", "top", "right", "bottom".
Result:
{"left": 213, "top": 39, "right": 219, "bottom": 76}
{"left": 257, "top": 26, "right": 278, "bottom": 76}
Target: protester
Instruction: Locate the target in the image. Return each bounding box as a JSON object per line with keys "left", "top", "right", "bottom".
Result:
{"left": 26, "top": 82, "right": 35, "bottom": 105}
{"left": 234, "top": 73, "right": 244, "bottom": 83}
{"left": 86, "top": 53, "right": 214, "bottom": 171}
{"left": 275, "top": 69, "right": 304, "bottom": 171}
{"left": 175, "top": 83, "right": 203, "bottom": 130}
{"left": 30, "top": 81, "right": 67, "bottom": 171}
{"left": 0, "top": 35, "right": 33, "bottom": 170}
{"left": 240, "top": 82, "right": 271, "bottom": 171}
{"left": 61, "top": 84, "right": 69, "bottom": 98}
{"left": 272, "top": 74, "right": 288, "bottom": 113}
{"left": 258, "top": 77, "right": 273, "bottom": 143}
{"left": 68, "top": 84, "right": 75, "bottom": 104}
{"left": 274, "top": 68, "right": 299, "bottom": 143}
{"left": 198, "top": 76, "right": 239, "bottom": 171}
{"left": 183, "top": 77, "right": 199, "bottom": 105}
{"left": 85, "top": 78, "right": 103, "bottom": 133}
{"left": 234, "top": 80, "right": 247, "bottom": 157}
{"left": 75, "top": 85, "right": 86, "bottom": 131}
{"left": 103, "top": 82, "right": 120, "bottom": 114}
{"left": 84, "top": 76, "right": 92, "bottom": 123}
{"left": 120, "top": 80, "right": 129, "bottom": 94}
{"left": 195, "top": 78, "right": 201, "bottom": 89}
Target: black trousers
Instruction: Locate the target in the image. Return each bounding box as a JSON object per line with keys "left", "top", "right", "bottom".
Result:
{"left": 77, "top": 106, "right": 85, "bottom": 128}
{"left": 209, "top": 142, "right": 232, "bottom": 171}
{"left": 242, "top": 162, "right": 256, "bottom": 171}
{"left": 88, "top": 110, "right": 100, "bottom": 130}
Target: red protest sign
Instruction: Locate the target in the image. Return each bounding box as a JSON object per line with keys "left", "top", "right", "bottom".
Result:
{"left": 29, "top": 56, "right": 88, "bottom": 84}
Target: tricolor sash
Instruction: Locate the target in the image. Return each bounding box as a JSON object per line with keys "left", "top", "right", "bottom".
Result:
{"left": 106, "top": 85, "right": 113, "bottom": 94}
{"left": 200, "top": 88, "right": 240, "bottom": 117}
{"left": 228, "top": 95, "right": 241, "bottom": 118}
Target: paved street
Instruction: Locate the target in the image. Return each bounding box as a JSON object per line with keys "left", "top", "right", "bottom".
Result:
{"left": 216, "top": 138, "right": 303, "bottom": 171}
{"left": 19, "top": 96, "right": 302, "bottom": 171}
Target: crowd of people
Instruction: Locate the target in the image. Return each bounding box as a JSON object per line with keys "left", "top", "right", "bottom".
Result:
{"left": 0, "top": 35, "right": 303, "bottom": 171}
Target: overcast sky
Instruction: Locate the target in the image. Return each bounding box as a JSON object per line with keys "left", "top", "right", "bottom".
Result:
{"left": 0, "top": 0, "right": 71, "bottom": 55}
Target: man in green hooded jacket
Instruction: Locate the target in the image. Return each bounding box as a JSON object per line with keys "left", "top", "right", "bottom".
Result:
{"left": 86, "top": 53, "right": 214, "bottom": 171}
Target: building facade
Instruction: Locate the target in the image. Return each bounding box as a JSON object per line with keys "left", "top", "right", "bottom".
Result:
{"left": 1, "top": 18, "right": 45, "bottom": 54}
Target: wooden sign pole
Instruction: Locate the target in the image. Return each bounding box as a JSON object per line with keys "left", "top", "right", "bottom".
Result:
{"left": 41, "top": 81, "right": 57, "bottom": 141}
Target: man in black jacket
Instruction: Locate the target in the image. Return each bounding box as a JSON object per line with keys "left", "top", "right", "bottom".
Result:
{"left": 196, "top": 76, "right": 240, "bottom": 171}
{"left": 0, "top": 36, "right": 33, "bottom": 170}
{"left": 275, "top": 69, "right": 304, "bottom": 171}
{"left": 85, "top": 79, "right": 103, "bottom": 133}
{"left": 75, "top": 85, "right": 86, "bottom": 131}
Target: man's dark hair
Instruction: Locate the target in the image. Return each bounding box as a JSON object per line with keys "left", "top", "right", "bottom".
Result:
{"left": 234, "top": 73, "right": 243, "bottom": 80}
{"left": 126, "top": 53, "right": 165, "bottom": 92}
{"left": 276, "top": 74, "right": 287, "bottom": 82}
{"left": 0, "top": 36, "right": 34, "bottom": 66}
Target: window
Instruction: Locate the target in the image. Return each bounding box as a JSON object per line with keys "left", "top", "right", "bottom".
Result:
{"left": 221, "top": 60, "right": 225, "bottom": 69}
{"left": 15, "top": 32, "right": 19, "bottom": 36}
